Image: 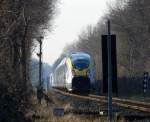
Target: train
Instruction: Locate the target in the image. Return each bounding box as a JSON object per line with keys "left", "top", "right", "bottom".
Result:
{"left": 50, "top": 52, "right": 95, "bottom": 93}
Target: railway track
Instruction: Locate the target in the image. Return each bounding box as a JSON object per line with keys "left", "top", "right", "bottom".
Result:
{"left": 89, "top": 94, "right": 150, "bottom": 113}
{"left": 52, "top": 89, "right": 150, "bottom": 113}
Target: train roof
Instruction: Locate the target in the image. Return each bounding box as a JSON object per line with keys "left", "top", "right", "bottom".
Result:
{"left": 69, "top": 52, "right": 91, "bottom": 60}
{"left": 54, "top": 52, "right": 91, "bottom": 71}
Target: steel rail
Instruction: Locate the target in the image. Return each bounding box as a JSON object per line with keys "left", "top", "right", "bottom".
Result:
{"left": 89, "top": 94, "right": 150, "bottom": 113}
{"left": 90, "top": 94, "right": 150, "bottom": 106}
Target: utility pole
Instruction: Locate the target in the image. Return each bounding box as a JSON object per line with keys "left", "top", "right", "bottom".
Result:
{"left": 39, "top": 37, "right": 42, "bottom": 87}
{"left": 37, "top": 36, "right": 43, "bottom": 104}
{"left": 107, "top": 20, "right": 112, "bottom": 122}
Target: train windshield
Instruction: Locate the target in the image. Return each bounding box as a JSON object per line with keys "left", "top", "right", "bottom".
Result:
{"left": 71, "top": 53, "right": 90, "bottom": 70}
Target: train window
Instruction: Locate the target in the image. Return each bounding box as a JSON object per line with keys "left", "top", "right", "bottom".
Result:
{"left": 72, "top": 59, "right": 90, "bottom": 69}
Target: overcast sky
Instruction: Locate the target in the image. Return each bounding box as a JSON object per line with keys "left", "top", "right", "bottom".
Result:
{"left": 40, "top": 0, "right": 114, "bottom": 65}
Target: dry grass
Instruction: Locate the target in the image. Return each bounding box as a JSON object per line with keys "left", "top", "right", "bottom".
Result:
{"left": 32, "top": 104, "right": 108, "bottom": 122}
{"left": 31, "top": 91, "right": 109, "bottom": 122}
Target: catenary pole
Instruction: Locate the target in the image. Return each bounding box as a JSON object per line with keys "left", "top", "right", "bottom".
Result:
{"left": 107, "top": 20, "right": 112, "bottom": 122}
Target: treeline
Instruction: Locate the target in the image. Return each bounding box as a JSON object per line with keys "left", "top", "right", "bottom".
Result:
{"left": 0, "top": 0, "right": 56, "bottom": 121}
{"left": 63, "top": 0, "right": 150, "bottom": 80}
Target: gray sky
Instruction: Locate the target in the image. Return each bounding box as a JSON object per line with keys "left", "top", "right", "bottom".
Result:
{"left": 42, "top": 0, "right": 114, "bottom": 65}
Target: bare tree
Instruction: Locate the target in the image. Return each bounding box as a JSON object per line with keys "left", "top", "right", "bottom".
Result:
{"left": 0, "top": 0, "right": 57, "bottom": 121}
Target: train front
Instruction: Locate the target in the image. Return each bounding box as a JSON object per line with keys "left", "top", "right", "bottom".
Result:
{"left": 70, "top": 53, "right": 91, "bottom": 93}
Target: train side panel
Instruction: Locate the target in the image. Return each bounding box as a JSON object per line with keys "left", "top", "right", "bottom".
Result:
{"left": 53, "top": 58, "right": 66, "bottom": 88}
{"left": 49, "top": 73, "right": 54, "bottom": 87}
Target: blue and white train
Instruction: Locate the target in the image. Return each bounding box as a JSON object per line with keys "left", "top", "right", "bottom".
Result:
{"left": 50, "top": 52, "right": 95, "bottom": 93}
